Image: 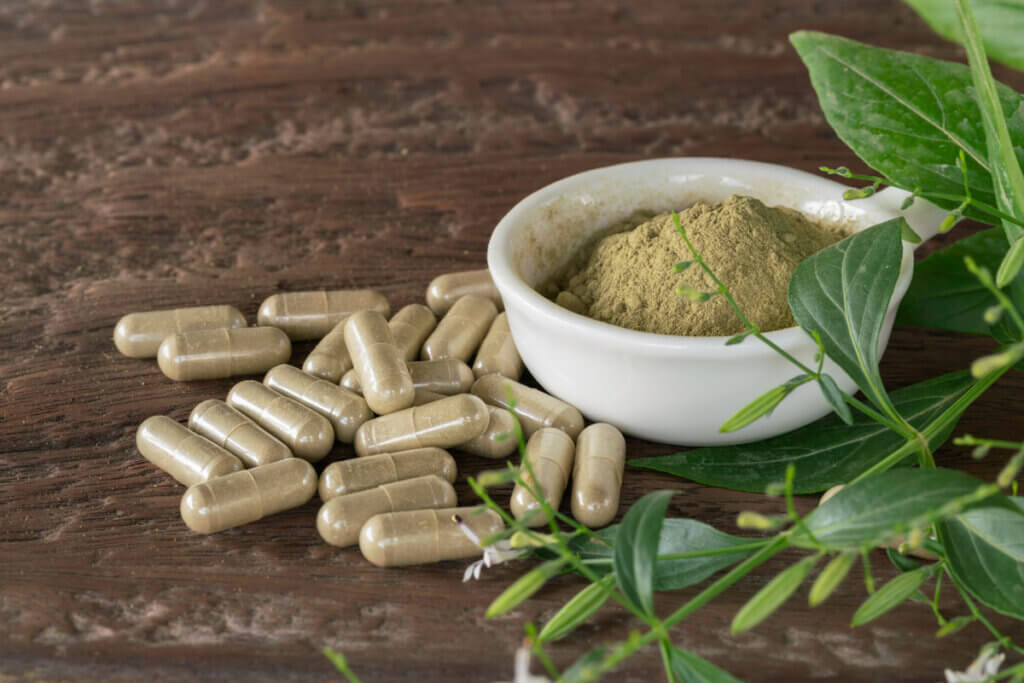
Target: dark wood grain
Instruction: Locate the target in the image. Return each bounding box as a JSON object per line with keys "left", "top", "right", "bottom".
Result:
{"left": 2, "top": 1, "right": 1022, "bottom": 681}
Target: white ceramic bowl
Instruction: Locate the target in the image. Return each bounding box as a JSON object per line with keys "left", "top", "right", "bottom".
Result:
{"left": 487, "top": 158, "right": 946, "bottom": 446}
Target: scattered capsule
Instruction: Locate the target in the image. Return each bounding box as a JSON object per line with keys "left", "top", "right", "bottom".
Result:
{"left": 344, "top": 310, "right": 415, "bottom": 415}
{"left": 180, "top": 457, "right": 317, "bottom": 534}
{"left": 411, "top": 389, "right": 446, "bottom": 406}
{"left": 257, "top": 289, "right": 390, "bottom": 341}
{"left": 136, "top": 415, "right": 243, "bottom": 487}
{"left": 342, "top": 359, "right": 475, "bottom": 397}
{"left": 425, "top": 269, "right": 503, "bottom": 316}
{"left": 360, "top": 506, "right": 505, "bottom": 567}
{"left": 319, "top": 447, "right": 457, "bottom": 501}
{"left": 263, "top": 364, "right": 372, "bottom": 443}
{"left": 571, "top": 423, "right": 625, "bottom": 528}
{"left": 157, "top": 327, "right": 291, "bottom": 382}
{"left": 421, "top": 295, "right": 497, "bottom": 362}
{"left": 511, "top": 428, "right": 575, "bottom": 527}
{"left": 389, "top": 304, "right": 437, "bottom": 361}
{"left": 302, "top": 320, "right": 352, "bottom": 382}
{"left": 457, "top": 406, "right": 518, "bottom": 459}
{"left": 114, "top": 305, "right": 247, "bottom": 358}
{"left": 188, "top": 399, "right": 292, "bottom": 468}
{"left": 354, "top": 393, "right": 489, "bottom": 457}
{"left": 227, "top": 380, "right": 334, "bottom": 462}
{"left": 472, "top": 312, "right": 522, "bottom": 380}
{"left": 471, "top": 375, "right": 584, "bottom": 439}
{"left": 317, "top": 474, "right": 457, "bottom": 547}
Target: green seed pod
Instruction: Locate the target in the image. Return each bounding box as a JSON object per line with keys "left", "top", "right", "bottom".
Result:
{"left": 808, "top": 553, "right": 855, "bottom": 607}
{"left": 731, "top": 555, "right": 818, "bottom": 633}
{"left": 485, "top": 558, "right": 566, "bottom": 619}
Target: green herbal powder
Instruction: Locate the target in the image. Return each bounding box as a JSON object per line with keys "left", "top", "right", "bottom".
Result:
{"left": 552, "top": 195, "right": 847, "bottom": 336}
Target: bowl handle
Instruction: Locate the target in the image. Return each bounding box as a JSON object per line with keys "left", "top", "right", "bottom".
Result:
{"left": 872, "top": 187, "right": 949, "bottom": 249}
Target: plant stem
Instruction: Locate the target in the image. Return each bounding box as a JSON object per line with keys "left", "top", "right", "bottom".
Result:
{"left": 578, "top": 540, "right": 774, "bottom": 566}
{"left": 586, "top": 536, "right": 790, "bottom": 680}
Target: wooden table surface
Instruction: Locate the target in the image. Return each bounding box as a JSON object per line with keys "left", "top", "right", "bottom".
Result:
{"left": 3, "top": 1, "right": 1022, "bottom": 681}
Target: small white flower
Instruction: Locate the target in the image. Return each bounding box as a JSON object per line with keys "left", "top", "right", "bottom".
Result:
{"left": 493, "top": 644, "right": 552, "bottom": 683}
{"left": 944, "top": 645, "right": 1004, "bottom": 683}
{"left": 455, "top": 513, "right": 528, "bottom": 582}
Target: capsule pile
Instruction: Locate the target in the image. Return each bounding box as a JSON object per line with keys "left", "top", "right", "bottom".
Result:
{"left": 119, "top": 269, "right": 627, "bottom": 568}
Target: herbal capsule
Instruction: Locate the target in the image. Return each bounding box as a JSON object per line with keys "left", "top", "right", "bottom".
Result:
{"left": 389, "top": 304, "right": 437, "bottom": 361}
{"left": 360, "top": 506, "right": 505, "bottom": 567}
{"left": 319, "top": 447, "right": 457, "bottom": 501}
{"left": 472, "top": 312, "right": 523, "bottom": 380}
{"left": 188, "top": 399, "right": 292, "bottom": 468}
{"left": 421, "top": 295, "right": 498, "bottom": 362}
{"left": 425, "top": 269, "right": 503, "bottom": 316}
{"left": 316, "top": 475, "right": 457, "bottom": 547}
{"left": 227, "top": 380, "right": 334, "bottom": 462}
{"left": 510, "top": 428, "right": 575, "bottom": 527}
{"left": 114, "top": 305, "right": 247, "bottom": 358}
{"left": 571, "top": 423, "right": 626, "bottom": 528}
{"left": 457, "top": 407, "right": 518, "bottom": 459}
{"left": 263, "top": 364, "right": 372, "bottom": 443}
{"left": 354, "top": 394, "right": 489, "bottom": 457}
{"left": 411, "top": 389, "right": 446, "bottom": 406}
{"left": 344, "top": 310, "right": 415, "bottom": 415}
{"left": 157, "top": 327, "right": 291, "bottom": 382}
{"left": 257, "top": 289, "right": 390, "bottom": 341}
{"left": 302, "top": 320, "right": 352, "bottom": 382}
{"left": 342, "top": 359, "right": 475, "bottom": 396}
{"left": 180, "top": 457, "right": 317, "bottom": 534}
{"left": 471, "top": 375, "right": 584, "bottom": 439}
{"left": 136, "top": 415, "right": 243, "bottom": 486}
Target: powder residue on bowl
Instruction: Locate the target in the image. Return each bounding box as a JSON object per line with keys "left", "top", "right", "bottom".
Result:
{"left": 551, "top": 195, "right": 848, "bottom": 336}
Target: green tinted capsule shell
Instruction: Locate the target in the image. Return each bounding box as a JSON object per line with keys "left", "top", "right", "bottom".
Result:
{"left": 510, "top": 428, "right": 576, "bottom": 527}
{"left": 425, "top": 269, "right": 503, "bottom": 316}
{"left": 470, "top": 375, "right": 584, "bottom": 439}
{"left": 227, "top": 380, "right": 334, "bottom": 462}
{"left": 319, "top": 447, "right": 457, "bottom": 501}
{"left": 188, "top": 399, "right": 292, "bottom": 467}
{"left": 263, "top": 364, "right": 372, "bottom": 443}
{"left": 342, "top": 359, "right": 475, "bottom": 396}
{"left": 157, "top": 327, "right": 291, "bottom": 381}
{"left": 354, "top": 394, "right": 489, "bottom": 456}
{"left": 257, "top": 289, "right": 390, "bottom": 341}
{"left": 302, "top": 319, "right": 352, "bottom": 382}
{"left": 180, "top": 457, "right": 317, "bottom": 534}
{"left": 316, "top": 474, "right": 457, "bottom": 547}
{"left": 114, "top": 305, "right": 247, "bottom": 358}
{"left": 570, "top": 423, "right": 626, "bottom": 528}
{"left": 472, "top": 313, "right": 523, "bottom": 380}
{"left": 344, "top": 310, "right": 416, "bottom": 415}
{"left": 360, "top": 506, "right": 505, "bottom": 567}
{"left": 389, "top": 304, "right": 437, "bottom": 362}
{"left": 421, "top": 295, "right": 498, "bottom": 362}
{"left": 457, "top": 406, "right": 518, "bottom": 459}
{"left": 136, "top": 415, "right": 243, "bottom": 486}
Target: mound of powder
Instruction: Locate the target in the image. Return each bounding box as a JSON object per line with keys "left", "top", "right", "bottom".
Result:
{"left": 554, "top": 195, "right": 847, "bottom": 336}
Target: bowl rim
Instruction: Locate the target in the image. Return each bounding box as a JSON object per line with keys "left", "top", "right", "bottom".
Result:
{"left": 487, "top": 157, "right": 913, "bottom": 358}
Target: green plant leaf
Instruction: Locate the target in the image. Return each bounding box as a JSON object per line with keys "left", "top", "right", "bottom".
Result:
{"left": 937, "top": 496, "right": 1024, "bottom": 619}
{"left": 790, "top": 30, "right": 1024, "bottom": 221}
{"left": 886, "top": 547, "right": 924, "bottom": 574}
{"left": 792, "top": 468, "right": 988, "bottom": 550}
{"left": 906, "top": 0, "right": 1024, "bottom": 70}
{"left": 809, "top": 552, "right": 856, "bottom": 606}
{"left": 818, "top": 373, "right": 853, "bottom": 425}
{"left": 788, "top": 219, "right": 904, "bottom": 413}
{"left": 612, "top": 490, "right": 674, "bottom": 616}
{"left": 668, "top": 645, "right": 743, "bottom": 683}
{"left": 851, "top": 565, "right": 934, "bottom": 626}
{"left": 897, "top": 228, "right": 1024, "bottom": 341}
{"left": 956, "top": 0, "right": 1024, "bottom": 244}
{"left": 630, "top": 371, "right": 974, "bottom": 494}
{"left": 575, "top": 519, "right": 755, "bottom": 591}
{"left": 560, "top": 646, "right": 607, "bottom": 683}
{"left": 731, "top": 555, "right": 818, "bottom": 633}
{"left": 537, "top": 575, "right": 615, "bottom": 643}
